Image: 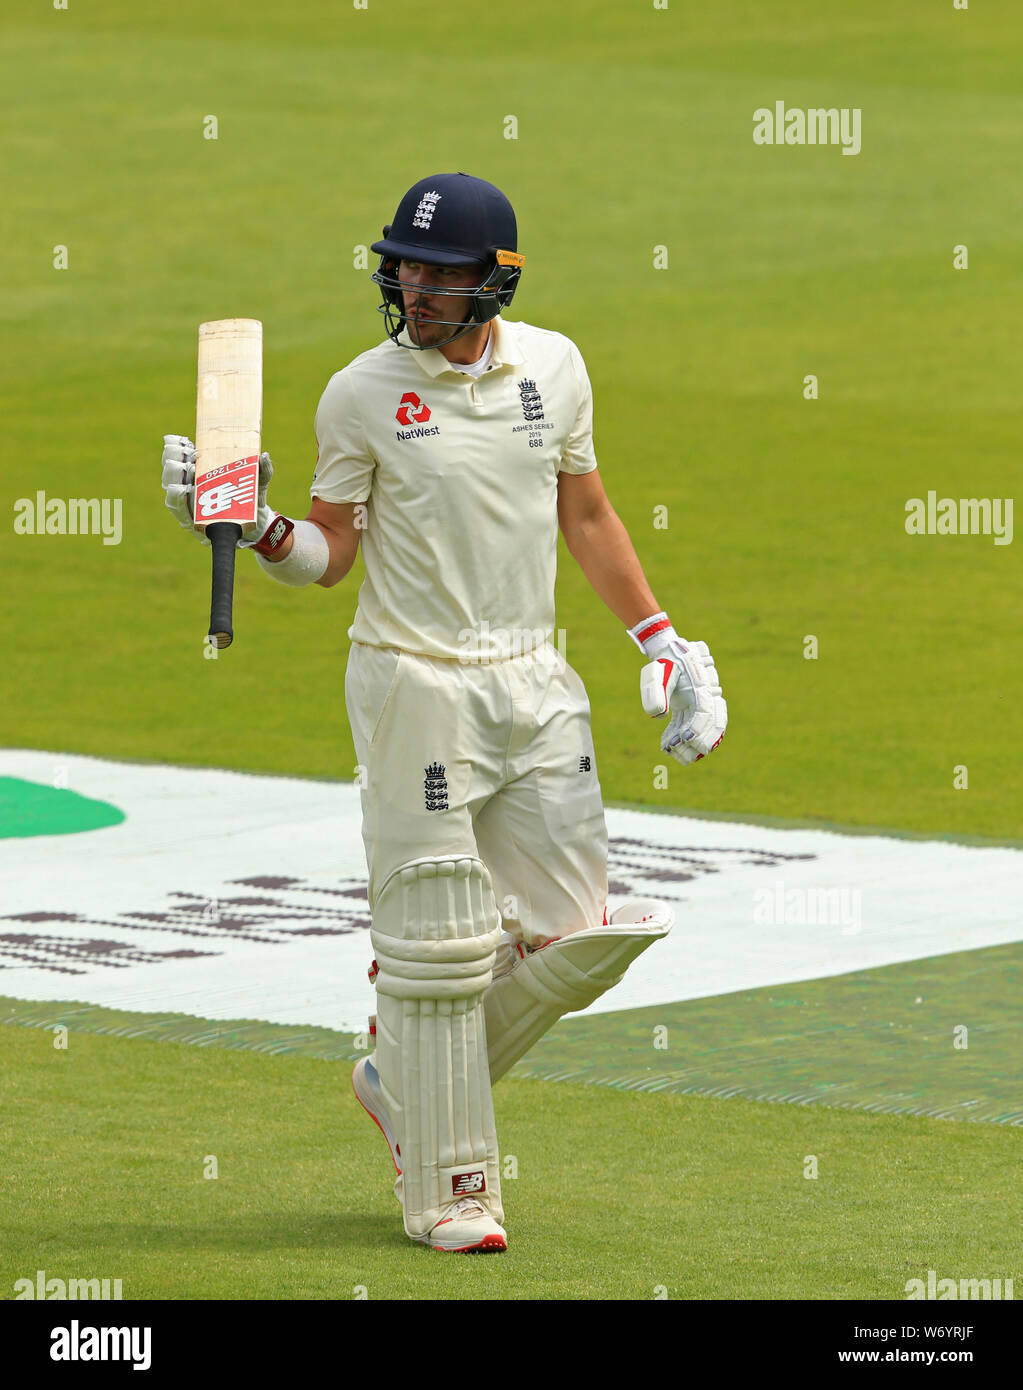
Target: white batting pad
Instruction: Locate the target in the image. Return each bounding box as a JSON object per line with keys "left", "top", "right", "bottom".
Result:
{"left": 370, "top": 857, "right": 503, "bottom": 1239}
{"left": 485, "top": 900, "right": 674, "bottom": 1083}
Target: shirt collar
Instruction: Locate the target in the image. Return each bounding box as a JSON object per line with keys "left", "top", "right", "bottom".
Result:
{"left": 400, "top": 315, "right": 525, "bottom": 379}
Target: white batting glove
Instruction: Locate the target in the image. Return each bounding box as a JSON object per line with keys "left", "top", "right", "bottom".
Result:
{"left": 161, "top": 436, "right": 279, "bottom": 547}
{"left": 162, "top": 435, "right": 207, "bottom": 542}
{"left": 629, "top": 614, "right": 727, "bottom": 765}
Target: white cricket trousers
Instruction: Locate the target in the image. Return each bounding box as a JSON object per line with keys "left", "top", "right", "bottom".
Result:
{"left": 345, "top": 640, "right": 609, "bottom": 946}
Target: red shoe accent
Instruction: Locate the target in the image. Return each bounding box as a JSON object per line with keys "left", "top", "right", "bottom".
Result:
{"left": 433, "top": 1233, "right": 507, "bottom": 1254}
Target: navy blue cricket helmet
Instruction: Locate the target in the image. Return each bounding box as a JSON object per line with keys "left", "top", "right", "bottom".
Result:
{"left": 371, "top": 172, "right": 524, "bottom": 349}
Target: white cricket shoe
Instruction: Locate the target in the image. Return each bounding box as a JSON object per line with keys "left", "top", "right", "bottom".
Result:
{"left": 350, "top": 1056, "right": 407, "bottom": 1209}
{"left": 417, "top": 1196, "right": 508, "bottom": 1254}
{"left": 351, "top": 1056, "right": 401, "bottom": 1174}
{"left": 353, "top": 1058, "right": 507, "bottom": 1250}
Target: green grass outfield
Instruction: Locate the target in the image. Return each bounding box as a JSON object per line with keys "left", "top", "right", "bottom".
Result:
{"left": 3, "top": 0, "right": 1021, "bottom": 1304}
{"left": 5, "top": 939, "right": 1021, "bottom": 1123}
{"left": 2, "top": 0, "right": 1021, "bottom": 836}
{"left": 2, "top": 1012, "right": 1019, "bottom": 1302}
{"left": 2, "top": 938, "right": 1020, "bottom": 1300}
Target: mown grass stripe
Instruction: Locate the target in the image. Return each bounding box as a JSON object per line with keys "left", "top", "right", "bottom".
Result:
{"left": 3, "top": 935, "right": 1021, "bottom": 1126}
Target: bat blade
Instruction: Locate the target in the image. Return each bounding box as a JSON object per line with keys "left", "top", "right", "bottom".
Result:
{"left": 195, "top": 318, "right": 263, "bottom": 649}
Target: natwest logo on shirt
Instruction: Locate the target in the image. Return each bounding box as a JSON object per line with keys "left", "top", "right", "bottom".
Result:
{"left": 394, "top": 390, "right": 441, "bottom": 441}
{"left": 396, "top": 392, "right": 431, "bottom": 426}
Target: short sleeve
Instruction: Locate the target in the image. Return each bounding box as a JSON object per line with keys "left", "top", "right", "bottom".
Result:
{"left": 310, "top": 369, "right": 375, "bottom": 504}
{"left": 558, "top": 342, "right": 598, "bottom": 476}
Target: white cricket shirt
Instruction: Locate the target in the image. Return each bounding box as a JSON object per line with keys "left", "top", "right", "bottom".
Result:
{"left": 311, "top": 316, "right": 598, "bottom": 661}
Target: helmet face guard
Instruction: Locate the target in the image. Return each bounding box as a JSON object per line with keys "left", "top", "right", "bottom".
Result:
{"left": 372, "top": 249, "right": 524, "bottom": 350}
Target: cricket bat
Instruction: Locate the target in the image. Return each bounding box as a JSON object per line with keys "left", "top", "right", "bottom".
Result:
{"left": 194, "top": 318, "right": 263, "bottom": 648}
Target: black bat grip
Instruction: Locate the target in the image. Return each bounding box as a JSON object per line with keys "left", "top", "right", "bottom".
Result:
{"left": 207, "top": 522, "right": 242, "bottom": 649}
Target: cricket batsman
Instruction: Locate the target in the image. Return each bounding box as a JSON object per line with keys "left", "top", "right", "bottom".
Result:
{"left": 162, "top": 173, "right": 727, "bottom": 1254}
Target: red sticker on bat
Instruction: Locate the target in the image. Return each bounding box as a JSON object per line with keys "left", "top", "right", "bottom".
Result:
{"left": 195, "top": 456, "right": 259, "bottom": 525}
